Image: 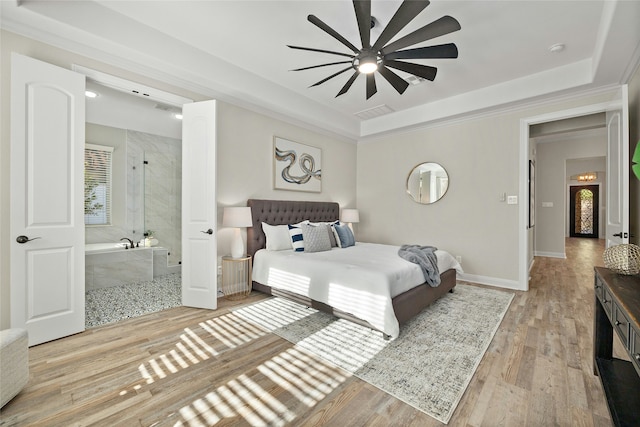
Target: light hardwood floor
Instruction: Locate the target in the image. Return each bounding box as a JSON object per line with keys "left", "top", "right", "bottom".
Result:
{"left": 1, "top": 238, "right": 617, "bottom": 426}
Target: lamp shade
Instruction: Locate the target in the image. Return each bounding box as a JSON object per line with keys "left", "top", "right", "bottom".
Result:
{"left": 341, "top": 209, "right": 359, "bottom": 223}
{"left": 222, "top": 207, "right": 253, "bottom": 228}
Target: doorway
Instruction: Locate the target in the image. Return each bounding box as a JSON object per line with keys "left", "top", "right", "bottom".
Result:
{"left": 569, "top": 185, "right": 599, "bottom": 238}
{"left": 519, "top": 89, "right": 629, "bottom": 291}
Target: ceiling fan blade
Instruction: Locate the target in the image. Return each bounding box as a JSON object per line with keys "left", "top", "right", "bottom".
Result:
{"left": 288, "top": 45, "right": 355, "bottom": 59}
{"left": 381, "top": 16, "right": 461, "bottom": 55}
{"left": 310, "top": 66, "right": 354, "bottom": 87}
{"left": 384, "top": 43, "right": 459, "bottom": 60}
{"left": 366, "top": 73, "right": 377, "bottom": 99}
{"left": 377, "top": 65, "right": 410, "bottom": 94}
{"left": 353, "top": 0, "right": 371, "bottom": 48}
{"left": 372, "top": 0, "right": 430, "bottom": 51}
{"left": 292, "top": 61, "right": 353, "bottom": 72}
{"left": 308, "top": 14, "right": 360, "bottom": 54}
{"left": 383, "top": 59, "right": 438, "bottom": 81}
{"left": 336, "top": 71, "right": 360, "bottom": 97}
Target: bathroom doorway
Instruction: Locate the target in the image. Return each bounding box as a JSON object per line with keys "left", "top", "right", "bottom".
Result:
{"left": 569, "top": 185, "right": 599, "bottom": 238}
{"left": 82, "top": 69, "right": 191, "bottom": 327}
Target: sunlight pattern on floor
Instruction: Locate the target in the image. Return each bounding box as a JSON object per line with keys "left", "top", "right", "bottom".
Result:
{"left": 119, "top": 304, "right": 349, "bottom": 426}
{"left": 175, "top": 347, "right": 348, "bottom": 426}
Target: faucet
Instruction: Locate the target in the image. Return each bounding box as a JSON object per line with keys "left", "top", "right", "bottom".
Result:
{"left": 120, "top": 237, "right": 134, "bottom": 249}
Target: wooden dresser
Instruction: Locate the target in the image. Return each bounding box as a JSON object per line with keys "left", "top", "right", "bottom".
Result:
{"left": 593, "top": 267, "right": 640, "bottom": 426}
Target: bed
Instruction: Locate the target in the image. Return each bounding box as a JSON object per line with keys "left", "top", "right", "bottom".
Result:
{"left": 246, "top": 199, "right": 462, "bottom": 338}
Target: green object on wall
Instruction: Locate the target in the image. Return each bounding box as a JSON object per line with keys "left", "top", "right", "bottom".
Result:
{"left": 633, "top": 140, "right": 640, "bottom": 181}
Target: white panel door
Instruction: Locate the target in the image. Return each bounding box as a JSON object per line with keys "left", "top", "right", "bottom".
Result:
{"left": 181, "top": 100, "right": 217, "bottom": 309}
{"left": 605, "top": 85, "right": 630, "bottom": 248}
{"left": 10, "top": 53, "right": 85, "bottom": 346}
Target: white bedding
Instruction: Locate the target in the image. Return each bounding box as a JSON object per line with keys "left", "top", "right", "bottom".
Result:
{"left": 251, "top": 242, "right": 463, "bottom": 338}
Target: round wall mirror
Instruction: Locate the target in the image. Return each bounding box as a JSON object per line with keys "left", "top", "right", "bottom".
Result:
{"left": 406, "top": 162, "right": 449, "bottom": 204}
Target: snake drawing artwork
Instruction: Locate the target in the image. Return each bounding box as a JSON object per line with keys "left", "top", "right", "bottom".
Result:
{"left": 275, "top": 146, "right": 322, "bottom": 185}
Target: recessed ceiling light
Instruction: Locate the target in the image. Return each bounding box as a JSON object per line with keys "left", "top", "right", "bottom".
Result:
{"left": 85, "top": 90, "right": 98, "bottom": 98}
{"left": 174, "top": 113, "right": 183, "bottom": 120}
{"left": 549, "top": 43, "right": 565, "bottom": 53}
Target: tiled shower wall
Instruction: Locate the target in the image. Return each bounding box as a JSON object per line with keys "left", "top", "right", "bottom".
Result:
{"left": 127, "top": 130, "right": 182, "bottom": 266}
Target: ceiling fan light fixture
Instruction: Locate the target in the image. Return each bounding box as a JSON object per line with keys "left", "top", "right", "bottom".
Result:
{"left": 358, "top": 60, "right": 378, "bottom": 74}
{"left": 355, "top": 50, "right": 379, "bottom": 74}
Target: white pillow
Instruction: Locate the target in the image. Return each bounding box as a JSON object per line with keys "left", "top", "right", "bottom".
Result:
{"left": 261, "top": 222, "right": 292, "bottom": 251}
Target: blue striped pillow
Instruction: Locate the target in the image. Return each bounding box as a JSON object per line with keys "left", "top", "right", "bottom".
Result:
{"left": 288, "top": 224, "right": 305, "bottom": 252}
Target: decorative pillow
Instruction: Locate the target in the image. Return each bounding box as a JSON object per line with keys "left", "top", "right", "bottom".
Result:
{"left": 333, "top": 224, "right": 355, "bottom": 248}
{"left": 310, "top": 220, "right": 340, "bottom": 247}
{"left": 331, "top": 225, "right": 341, "bottom": 248}
{"left": 288, "top": 224, "right": 305, "bottom": 252}
{"left": 302, "top": 224, "right": 332, "bottom": 253}
{"left": 261, "top": 222, "right": 292, "bottom": 251}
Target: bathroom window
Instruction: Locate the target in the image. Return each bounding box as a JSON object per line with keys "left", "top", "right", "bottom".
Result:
{"left": 84, "top": 144, "right": 113, "bottom": 225}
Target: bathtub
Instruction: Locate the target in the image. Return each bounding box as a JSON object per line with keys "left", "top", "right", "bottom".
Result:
{"left": 85, "top": 242, "right": 129, "bottom": 254}
{"left": 85, "top": 242, "right": 153, "bottom": 290}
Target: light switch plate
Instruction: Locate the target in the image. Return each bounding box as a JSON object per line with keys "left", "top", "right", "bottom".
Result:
{"left": 507, "top": 196, "right": 518, "bottom": 205}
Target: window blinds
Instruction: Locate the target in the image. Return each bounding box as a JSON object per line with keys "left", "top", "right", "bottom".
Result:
{"left": 84, "top": 144, "right": 113, "bottom": 225}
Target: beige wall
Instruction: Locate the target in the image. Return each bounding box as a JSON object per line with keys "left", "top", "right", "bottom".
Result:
{"left": 356, "top": 91, "right": 616, "bottom": 287}
{"left": 0, "top": 31, "right": 357, "bottom": 329}
{"left": 215, "top": 102, "right": 357, "bottom": 259}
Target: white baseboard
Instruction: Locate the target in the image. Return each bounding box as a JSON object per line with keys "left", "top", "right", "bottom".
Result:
{"left": 458, "top": 273, "right": 524, "bottom": 291}
{"left": 534, "top": 251, "right": 566, "bottom": 259}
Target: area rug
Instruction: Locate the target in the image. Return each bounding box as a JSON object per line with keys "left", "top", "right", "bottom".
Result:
{"left": 232, "top": 284, "right": 514, "bottom": 424}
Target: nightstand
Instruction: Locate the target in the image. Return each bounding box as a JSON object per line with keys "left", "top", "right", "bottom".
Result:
{"left": 221, "top": 255, "right": 252, "bottom": 300}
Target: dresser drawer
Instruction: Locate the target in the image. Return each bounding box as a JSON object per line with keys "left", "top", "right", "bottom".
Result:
{"left": 595, "top": 276, "right": 605, "bottom": 301}
{"left": 601, "top": 286, "right": 613, "bottom": 318}
{"left": 613, "top": 303, "right": 631, "bottom": 348}
{"left": 631, "top": 326, "right": 640, "bottom": 377}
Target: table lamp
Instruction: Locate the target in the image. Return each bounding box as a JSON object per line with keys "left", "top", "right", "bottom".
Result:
{"left": 341, "top": 208, "right": 359, "bottom": 233}
{"left": 222, "top": 207, "right": 253, "bottom": 258}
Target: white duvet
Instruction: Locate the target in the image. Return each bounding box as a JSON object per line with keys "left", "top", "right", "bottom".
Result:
{"left": 252, "top": 242, "right": 463, "bottom": 338}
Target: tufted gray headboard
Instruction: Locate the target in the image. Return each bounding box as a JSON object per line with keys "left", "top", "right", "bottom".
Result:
{"left": 246, "top": 199, "right": 340, "bottom": 259}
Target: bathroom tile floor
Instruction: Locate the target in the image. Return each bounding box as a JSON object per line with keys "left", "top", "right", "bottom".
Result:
{"left": 85, "top": 273, "right": 182, "bottom": 328}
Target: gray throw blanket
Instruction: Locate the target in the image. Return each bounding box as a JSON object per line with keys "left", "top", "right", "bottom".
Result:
{"left": 398, "top": 245, "right": 441, "bottom": 287}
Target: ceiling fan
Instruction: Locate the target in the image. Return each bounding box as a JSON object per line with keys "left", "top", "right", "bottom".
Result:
{"left": 289, "top": 0, "right": 461, "bottom": 99}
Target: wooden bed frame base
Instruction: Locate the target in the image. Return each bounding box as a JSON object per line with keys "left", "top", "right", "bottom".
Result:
{"left": 246, "top": 199, "right": 457, "bottom": 337}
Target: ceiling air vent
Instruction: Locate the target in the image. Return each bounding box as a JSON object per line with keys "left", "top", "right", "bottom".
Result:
{"left": 154, "top": 103, "right": 173, "bottom": 111}
{"left": 154, "top": 103, "right": 181, "bottom": 114}
{"left": 406, "top": 75, "right": 426, "bottom": 86}
{"left": 354, "top": 104, "right": 394, "bottom": 120}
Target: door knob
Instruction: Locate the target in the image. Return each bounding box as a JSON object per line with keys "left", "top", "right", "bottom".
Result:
{"left": 612, "top": 232, "right": 629, "bottom": 238}
{"left": 16, "top": 235, "right": 41, "bottom": 244}
{"left": 201, "top": 229, "right": 213, "bottom": 235}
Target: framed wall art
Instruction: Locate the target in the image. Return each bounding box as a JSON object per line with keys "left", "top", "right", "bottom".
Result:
{"left": 273, "top": 136, "right": 322, "bottom": 192}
